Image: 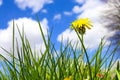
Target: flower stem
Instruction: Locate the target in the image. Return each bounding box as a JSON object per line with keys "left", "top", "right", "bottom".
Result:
{"left": 81, "top": 34, "right": 84, "bottom": 59}
{"left": 75, "top": 30, "right": 92, "bottom": 80}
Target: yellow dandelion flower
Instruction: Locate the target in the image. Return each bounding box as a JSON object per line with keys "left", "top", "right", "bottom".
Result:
{"left": 64, "top": 76, "right": 72, "bottom": 80}
{"left": 70, "top": 18, "right": 93, "bottom": 34}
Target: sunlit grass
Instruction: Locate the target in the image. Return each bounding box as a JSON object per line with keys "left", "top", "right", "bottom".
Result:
{"left": 0, "top": 17, "right": 120, "bottom": 80}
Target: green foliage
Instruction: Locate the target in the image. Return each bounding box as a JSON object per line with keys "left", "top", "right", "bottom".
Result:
{"left": 0, "top": 17, "right": 119, "bottom": 80}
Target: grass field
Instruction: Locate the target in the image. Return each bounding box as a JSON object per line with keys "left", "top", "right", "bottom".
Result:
{"left": 0, "top": 18, "right": 120, "bottom": 80}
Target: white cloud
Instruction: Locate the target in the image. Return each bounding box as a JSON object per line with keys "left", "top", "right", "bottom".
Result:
{"left": 57, "top": 23, "right": 111, "bottom": 49}
{"left": 76, "top": 0, "right": 106, "bottom": 19}
{"left": 57, "top": 0, "right": 114, "bottom": 49}
{"left": 72, "top": 5, "right": 82, "bottom": 14}
{"left": 73, "top": 0, "right": 104, "bottom": 14}
{"left": 75, "top": 0, "right": 85, "bottom": 4}
{"left": 64, "top": 11, "right": 72, "bottom": 16}
{"left": 41, "top": 9, "right": 47, "bottom": 13}
{"left": 15, "top": 0, "right": 53, "bottom": 13}
{"left": 53, "top": 14, "right": 61, "bottom": 20}
{"left": 57, "top": 29, "right": 78, "bottom": 46}
{"left": 0, "top": 17, "right": 49, "bottom": 59}
{"left": 0, "top": 0, "right": 3, "bottom": 6}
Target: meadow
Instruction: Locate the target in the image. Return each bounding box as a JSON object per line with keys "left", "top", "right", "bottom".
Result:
{"left": 0, "top": 18, "right": 120, "bottom": 80}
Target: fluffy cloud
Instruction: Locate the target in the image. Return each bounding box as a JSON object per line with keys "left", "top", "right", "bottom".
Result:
{"left": 73, "top": 0, "right": 104, "bottom": 15}
{"left": 64, "top": 11, "right": 72, "bottom": 16}
{"left": 72, "top": 5, "right": 82, "bottom": 14}
{"left": 53, "top": 14, "right": 61, "bottom": 20}
{"left": 57, "top": 0, "right": 114, "bottom": 49}
{"left": 15, "top": 0, "right": 53, "bottom": 13}
{"left": 0, "top": 0, "right": 2, "bottom": 6}
{"left": 41, "top": 9, "right": 47, "bottom": 13}
{"left": 57, "top": 22, "right": 112, "bottom": 48}
{"left": 0, "top": 17, "right": 49, "bottom": 59}
{"left": 75, "top": 0, "right": 85, "bottom": 4}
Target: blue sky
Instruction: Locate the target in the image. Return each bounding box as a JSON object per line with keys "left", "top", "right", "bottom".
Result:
{"left": 0, "top": 0, "right": 76, "bottom": 43}
{"left": 0, "top": 0, "right": 116, "bottom": 59}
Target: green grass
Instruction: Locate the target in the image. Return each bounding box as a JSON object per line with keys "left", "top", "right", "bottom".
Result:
{"left": 0, "top": 18, "right": 120, "bottom": 80}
